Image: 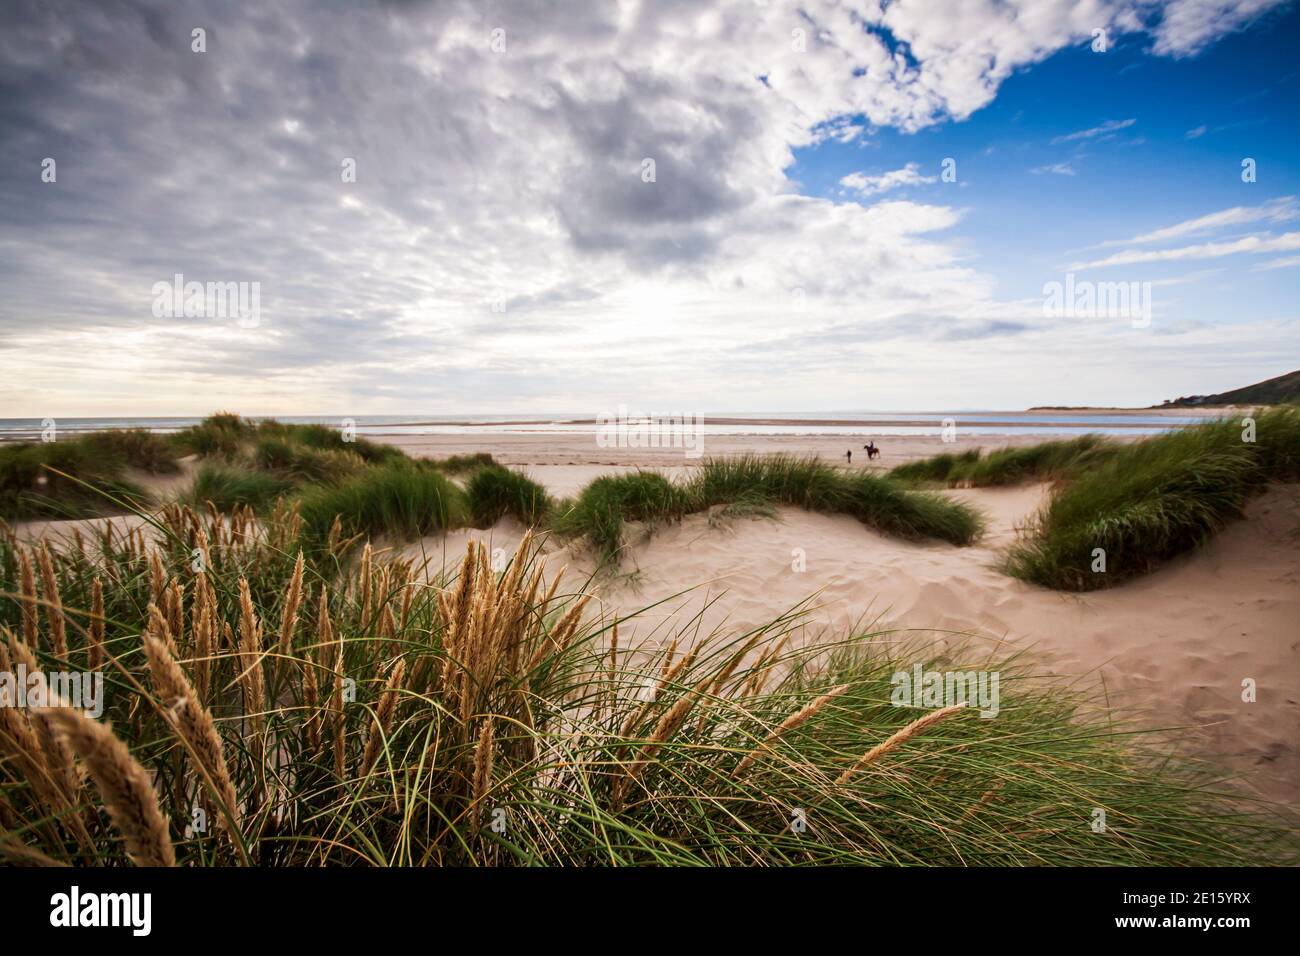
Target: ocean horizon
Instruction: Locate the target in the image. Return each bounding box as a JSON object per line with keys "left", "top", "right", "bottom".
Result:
{"left": 0, "top": 410, "right": 1217, "bottom": 442}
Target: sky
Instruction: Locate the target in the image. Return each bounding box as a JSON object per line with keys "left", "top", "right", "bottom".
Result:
{"left": 0, "top": 0, "right": 1297, "bottom": 416}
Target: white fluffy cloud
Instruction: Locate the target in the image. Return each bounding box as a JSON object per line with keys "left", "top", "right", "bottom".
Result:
{"left": 1151, "top": 0, "right": 1287, "bottom": 55}
{"left": 840, "top": 163, "right": 939, "bottom": 196}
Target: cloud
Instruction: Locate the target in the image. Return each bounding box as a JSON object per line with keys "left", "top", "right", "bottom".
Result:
{"left": 1093, "top": 197, "right": 1298, "bottom": 246}
{"left": 839, "top": 162, "right": 938, "bottom": 196}
{"left": 1151, "top": 0, "right": 1289, "bottom": 56}
{"left": 1031, "top": 163, "right": 1077, "bottom": 176}
{"left": 1252, "top": 254, "right": 1300, "bottom": 271}
{"left": 1050, "top": 118, "right": 1136, "bottom": 144}
{"left": 1072, "top": 231, "right": 1300, "bottom": 269}
{"left": 0, "top": 0, "right": 1292, "bottom": 413}
{"left": 1185, "top": 124, "right": 1207, "bottom": 138}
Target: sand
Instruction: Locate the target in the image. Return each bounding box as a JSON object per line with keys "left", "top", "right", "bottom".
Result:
{"left": 378, "top": 431, "right": 1300, "bottom": 805}
{"left": 14, "top": 428, "right": 1300, "bottom": 805}
{"left": 405, "top": 481, "right": 1300, "bottom": 803}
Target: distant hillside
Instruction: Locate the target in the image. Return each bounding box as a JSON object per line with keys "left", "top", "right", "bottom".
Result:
{"left": 1157, "top": 369, "right": 1300, "bottom": 408}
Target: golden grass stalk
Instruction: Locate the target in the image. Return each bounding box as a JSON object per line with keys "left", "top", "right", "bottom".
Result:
{"left": 36, "top": 546, "right": 67, "bottom": 660}
{"left": 236, "top": 579, "right": 267, "bottom": 749}
{"left": 18, "top": 548, "right": 38, "bottom": 648}
{"left": 143, "top": 607, "right": 241, "bottom": 833}
{"left": 0, "top": 634, "right": 69, "bottom": 820}
{"left": 38, "top": 707, "right": 175, "bottom": 867}
{"left": 359, "top": 659, "right": 406, "bottom": 777}
{"left": 525, "top": 593, "right": 592, "bottom": 672}
{"left": 742, "top": 634, "right": 791, "bottom": 698}
{"left": 833, "top": 703, "right": 967, "bottom": 786}
{"left": 659, "top": 638, "right": 679, "bottom": 678}
{"left": 6, "top": 635, "right": 82, "bottom": 810}
{"left": 148, "top": 549, "right": 166, "bottom": 606}
{"left": 733, "top": 684, "right": 851, "bottom": 778}
{"left": 359, "top": 542, "right": 373, "bottom": 626}
{"left": 612, "top": 685, "right": 702, "bottom": 809}
{"left": 398, "top": 576, "right": 415, "bottom": 630}
{"left": 192, "top": 573, "right": 213, "bottom": 702}
{"left": 471, "top": 716, "right": 494, "bottom": 827}
{"left": 278, "top": 551, "right": 305, "bottom": 669}
{"left": 618, "top": 646, "right": 698, "bottom": 738}
{"left": 303, "top": 588, "right": 329, "bottom": 750}
{"left": 165, "top": 579, "right": 184, "bottom": 649}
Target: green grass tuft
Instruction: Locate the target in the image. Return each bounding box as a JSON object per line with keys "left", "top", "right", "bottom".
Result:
{"left": 252, "top": 437, "right": 366, "bottom": 483}
{"left": 1005, "top": 408, "right": 1300, "bottom": 589}
{"left": 297, "top": 461, "right": 468, "bottom": 545}
{"left": 186, "top": 463, "right": 296, "bottom": 512}
{"left": 552, "top": 471, "right": 691, "bottom": 558}
{"left": 551, "top": 456, "right": 984, "bottom": 559}
{"left": 432, "top": 451, "right": 499, "bottom": 473}
{"left": 891, "top": 435, "right": 1116, "bottom": 487}
{"left": 465, "top": 465, "right": 553, "bottom": 526}
{"left": 839, "top": 470, "right": 984, "bottom": 545}
{"left": 0, "top": 433, "right": 159, "bottom": 519}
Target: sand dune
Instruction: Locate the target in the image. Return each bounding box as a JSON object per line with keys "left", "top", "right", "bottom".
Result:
{"left": 409, "top": 481, "right": 1300, "bottom": 804}
{"left": 16, "top": 436, "right": 1299, "bottom": 804}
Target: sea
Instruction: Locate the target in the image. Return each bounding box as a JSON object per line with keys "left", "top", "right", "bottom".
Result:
{"left": 0, "top": 411, "right": 1215, "bottom": 443}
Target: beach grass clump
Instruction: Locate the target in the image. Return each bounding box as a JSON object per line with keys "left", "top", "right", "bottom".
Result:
{"left": 296, "top": 460, "right": 467, "bottom": 546}
{"left": 0, "top": 513, "right": 1291, "bottom": 867}
{"left": 688, "top": 455, "right": 984, "bottom": 545}
{"left": 82, "top": 429, "right": 179, "bottom": 475}
{"left": 252, "top": 437, "right": 366, "bottom": 484}
{"left": 1005, "top": 408, "right": 1300, "bottom": 589}
{"left": 887, "top": 448, "right": 982, "bottom": 485}
{"left": 170, "top": 413, "right": 251, "bottom": 459}
{"left": 262, "top": 421, "right": 407, "bottom": 466}
{"left": 839, "top": 471, "right": 984, "bottom": 546}
{"left": 465, "top": 464, "right": 553, "bottom": 527}
{"left": 175, "top": 416, "right": 405, "bottom": 468}
{"left": 432, "top": 452, "right": 499, "bottom": 474}
{"left": 891, "top": 435, "right": 1116, "bottom": 487}
{"left": 0, "top": 438, "right": 152, "bottom": 520}
{"left": 551, "top": 456, "right": 985, "bottom": 559}
{"left": 687, "top": 454, "right": 845, "bottom": 511}
{"left": 186, "top": 463, "right": 296, "bottom": 512}
{"left": 552, "top": 471, "right": 691, "bottom": 558}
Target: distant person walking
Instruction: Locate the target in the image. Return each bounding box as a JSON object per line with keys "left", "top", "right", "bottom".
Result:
{"left": 845, "top": 449, "right": 852, "bottom": 464}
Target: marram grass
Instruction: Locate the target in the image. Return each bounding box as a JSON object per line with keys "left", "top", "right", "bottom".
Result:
{"left": 553, "top": 456, "right": 983, "bottom": 561}
{"left": 1005, "top": 408, "right": 1300, "bottom": 589}
{"left": 0, "top": 506, "right": 1293, "bottom": 867}
{"left": 890, "top": 435, "right": 1116, "bottom": 487}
